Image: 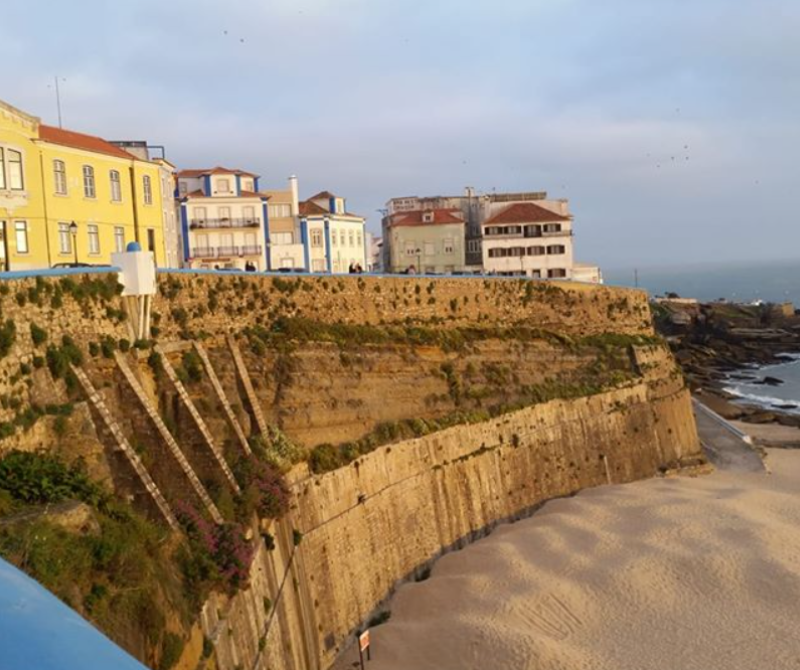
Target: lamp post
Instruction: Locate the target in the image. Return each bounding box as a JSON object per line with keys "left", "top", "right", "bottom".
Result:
{"left": 69, "top": 221, "right": 78, "bottom": 265}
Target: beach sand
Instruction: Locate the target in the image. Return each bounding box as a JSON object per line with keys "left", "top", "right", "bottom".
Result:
{"left": 334, "top": 449, "right": 800, "bottom": 670}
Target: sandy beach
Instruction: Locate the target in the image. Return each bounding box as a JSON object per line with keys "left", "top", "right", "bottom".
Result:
{"left": 336, "top": 448, "right": 800, "bottom": 670}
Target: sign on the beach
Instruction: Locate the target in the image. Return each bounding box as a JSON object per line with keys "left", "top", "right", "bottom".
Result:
{"left": 358, "top": 629, "right": 371, "bottom": 668}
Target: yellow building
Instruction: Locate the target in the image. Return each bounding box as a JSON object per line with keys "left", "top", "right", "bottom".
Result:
{"left": 0, "top": 98, "right": 167, "bottom": 271}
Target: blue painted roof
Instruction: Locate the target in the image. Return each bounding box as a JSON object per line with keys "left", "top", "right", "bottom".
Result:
{"left": 0, "top": 557, "right": 150, "bottom": 670}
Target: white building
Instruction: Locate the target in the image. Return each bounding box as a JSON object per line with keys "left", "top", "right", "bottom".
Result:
{"left": 177, "top": 167, "right": 268, "bottom": 270}
{"left": 299, "top": 191, "right": 366, "bottom": 273}
{"left": 481, "top": 201, "right": 574, "bottom": 278}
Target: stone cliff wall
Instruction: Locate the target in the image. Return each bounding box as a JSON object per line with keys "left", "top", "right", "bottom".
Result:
{"left": 208, "top": 347, "right": 701, "bottom": 670}
{"left": 0, "top": 271, "right": 701, "bottom": 670}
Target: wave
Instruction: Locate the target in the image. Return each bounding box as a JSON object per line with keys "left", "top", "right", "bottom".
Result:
{"left": 722, "top": 386, "right": 800, "bottom": 414}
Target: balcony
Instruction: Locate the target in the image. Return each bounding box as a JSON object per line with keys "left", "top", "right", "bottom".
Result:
{"left": 190, "top": 245, "right": 263, "bottom": 260}
{"left": 190, "top": 218, "right": 261, "bottom": 230}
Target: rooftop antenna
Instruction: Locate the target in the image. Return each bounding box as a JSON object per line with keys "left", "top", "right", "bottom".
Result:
{"left": 49, "top": 76, "right": 66, "bottom": 128}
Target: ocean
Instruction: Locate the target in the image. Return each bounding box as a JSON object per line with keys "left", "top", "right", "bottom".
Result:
{"left": 722, "top": 355, "right": 800, "bottom": 415}
{"left": 604, "top": 259, "right": 800, "bottom": 306}
{"left": 605, "top": 258, "right": 800, "bottom": 412}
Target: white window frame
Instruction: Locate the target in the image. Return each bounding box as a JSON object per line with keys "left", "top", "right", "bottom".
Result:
{"left": 7, "top": 150, "right": 23, "bottom": 191}
{"left": 114, "top": 226, "right": 125, "bottom": 253}
{"left": 83, "top": 165, "right": 96, "bottom": 198}
{"left": 53, "top": 160, "right": 67, "bottom": 195}
{"left": 88, "top": 224, "right": 100, "bottom": 255}
{"left": 110, "top": 170, "right": 122, "bottom": 202}
{"left": 143, "top": 175, "right": 153, "bottom": 205}
{"left": 311, "top": 229, "right": 323, "bottom": 247}
{"left": 14, "top": 221, "right": 28, "bottom": 254}
{"left": 58, "top": 222, "right": 72, "bottom": 255}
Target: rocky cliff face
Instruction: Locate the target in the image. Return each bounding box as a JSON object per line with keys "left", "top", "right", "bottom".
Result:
{"left": 0, "top": 273, "right": 701, "bottom": 670}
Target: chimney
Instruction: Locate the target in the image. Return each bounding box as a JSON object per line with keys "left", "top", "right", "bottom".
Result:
{"left": 289, "top": 175, "right": 299, "bottom": 216}
{"left": 464, "top": 186, "right": 474, "bottom": 198}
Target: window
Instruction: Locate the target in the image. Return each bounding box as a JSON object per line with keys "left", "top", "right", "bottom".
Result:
{"left": 193, "top": 207, "right": 207, "bottom": 222}
{"left": 114, "top": 226, "right": 125, "bottom": 253}
{"left": 485, "top": 226, "right": 501, "bottom": 236}
{"left": 544, "top": 223, "right": 562, "bottom": 233}
{"left": 331, "top": 230, "right": 338, "bottom": 246}
{"left": 312, "top": 259, "right": 326, "bottom": 272}
{"left": 424, "top": 242, "right": 435, "bottom": 256}
{"left": 8, "top": 150, "right": 23, "bottom": 190}
{"left": 147, "top": 229, "right": 156, "bottom": 253}
{"left": 311, "top": 229, "right": 323, "bottom": 247}
{"left": 547, "top": 245, "right": 566, "bottom": 255}
{"left": 524, "top": 225, "right": 542, "bottom": 237}
{"left": 83, "top": 166, "right": 96, "bottom": 198}
{"left": 357, "top": 232, "right": 362, "bottom": 247}
{"left": 548, "top": 269, "right": 567, "bottom": 278}
{"left": 14, "top": 221, "right": 28, "bottom": 254}
{"left": 528, "top": 245, "right": 545, "bottom": 256}
{"left": 58, "top": 223, "right": 72, "bottom": 254}
{"left": 242, "top": 179, "right": 254, "bottom": 191}
{"left": 488, "top": 248, "right": 507, "bottom": 258}
{"left": 405, "top": 243, "right": 418, "bottom": 257}
{"left": 179, "top": 181, "right": 188, "bottom": 195}
{"left": 443, "top": 238, "right": 455, "bottom": 254}
{"left": 216, "top": 178, "right": 231, "bottom": 194}
{"left": 110, "top": 170, "right": 122, "bottom": 202}
{"left": 348, "top": 231, "right": 354, "bottom": 246}
{"left": 53, "top": 160, "right": 67, "bottom": 195}
{"left": 269, "top": 204, "right": 291, "bottom": 218}
{"left": 242, "top": 206, "right": 256, "bottom": 223}
{"left": 219, "top": 206, "right": 231, "bottom": 221}
{"left": 531, "top": 270, "right": 542, "bottom": 278}
{"left": 0, "top": 148, "right": 5, "bottom": 189}
{"left": 143, "top": 175, "right": 153, "bottom": 205}
{"left": 88, "top": 224, "right": 100, "bottom": 254}
{"left": 272, "top": 232, "right": 294, "bottom": 245}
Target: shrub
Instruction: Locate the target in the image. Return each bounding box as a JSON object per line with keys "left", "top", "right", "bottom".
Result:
{"left": 292, "top": 529, "right": 303, "bottom": 546}
{"left": 178, "top": 349, "right": 203, "bottom": 384}
{"left": 308, "top": 443, "right": 343, "bottom": 474}
{"left": 159, "top": 632, "right": 185, "bottom": 670}
{"left": 118, "top": 339, "right": 131, "bottom": 353}
{"left": 46, "top": 337, "right": 84, "bottom": 379}
{"left": 0, "top": 450, "right": 106, "bottom": 507}
{"left": 30, "top": 323, "right": 48, "bottom": 346}
{"left": 0, "top": 320, "right": 16, "bottom": 359}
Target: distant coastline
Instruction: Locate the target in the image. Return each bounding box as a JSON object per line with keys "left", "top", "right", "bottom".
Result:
{"left": 604, "top": 259, "right": 800, "bottom": 305}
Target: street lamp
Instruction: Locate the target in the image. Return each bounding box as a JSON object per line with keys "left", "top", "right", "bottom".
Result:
{"left": 69, "top": 221, "right": 78, "bottom": 265}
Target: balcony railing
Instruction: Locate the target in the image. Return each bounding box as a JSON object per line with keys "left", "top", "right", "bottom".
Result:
{"left": 486, "top": 229, "right": 573, "bottom": 239}
{"left": 190, "top": 245, "right": 263, "bottom": 259}
{"left": 190, "top": 218, "right": 261, "bottom": 230}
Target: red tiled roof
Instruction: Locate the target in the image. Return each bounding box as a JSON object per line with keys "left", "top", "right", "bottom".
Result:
{"left": 299, "top": 201, "right": 329, "bottom": 216}
{"left": 483, "top": 202, "right": 570, "bottom": 225}
{"left": 38, "top": 125, "right": 139, "bottom": 160}
{"left": 307, "top": 190, "right": 337, "bottom": 201}
{"left": 389, "top": 209, "right": 465, "bottom": 227}
{"left": 178, "top": 167, "right": 258, "bottom": 178}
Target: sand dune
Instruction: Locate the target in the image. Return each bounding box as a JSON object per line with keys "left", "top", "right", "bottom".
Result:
{"left": 336, "top": 450, "right": 800, "bottom": 670}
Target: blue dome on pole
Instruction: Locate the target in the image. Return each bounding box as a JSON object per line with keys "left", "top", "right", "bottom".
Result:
{"left": 126, "top": 242, "right": 142, "bottom": 252}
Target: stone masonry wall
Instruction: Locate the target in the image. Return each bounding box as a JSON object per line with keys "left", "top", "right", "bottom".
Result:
{"left": 207, "top": 347, "right": 702, "bottom": 670}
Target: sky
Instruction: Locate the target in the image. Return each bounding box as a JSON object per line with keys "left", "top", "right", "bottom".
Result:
{"left": 1, "top": 0, "right": 798, "bottom": 270}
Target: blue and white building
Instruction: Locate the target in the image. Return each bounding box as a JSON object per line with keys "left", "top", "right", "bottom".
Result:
{"left": 299, "top": 191, "right": 367, "bottom": 273}
{"left": 177, "top": 167, "right": 269, "bottom": 270}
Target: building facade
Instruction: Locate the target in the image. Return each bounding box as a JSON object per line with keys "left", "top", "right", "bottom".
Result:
{"left": 385, "top": 187, "right": 599, "bottom": 279}
{"left": 299, "top": 191, "right": 366, "bottom": 273}
{"left": 177, "top": 168, "right": 268, "bottom": 270}
{"left": 262, "top": 176, "right": 304, "bottom": 270}
{"left": 481, "top": 201, "right": 574, "bottom": 278}
{"left": 382, "top": 209, "right": 466, "bottom": 274}
{"left": 0, "top": 99, "right": 168, "bottom": 271}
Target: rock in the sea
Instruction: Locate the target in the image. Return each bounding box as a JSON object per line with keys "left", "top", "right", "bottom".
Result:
{"left": 756, "top": 376, "right": 785, "bottom": 386}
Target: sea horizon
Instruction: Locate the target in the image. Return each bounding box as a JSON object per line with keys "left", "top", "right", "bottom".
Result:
{"left": 603, "top": 258, "right": 800, "bottom": 306}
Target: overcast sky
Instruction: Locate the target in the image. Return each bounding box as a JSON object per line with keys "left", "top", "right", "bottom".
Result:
{"left": 2, "top": 0, "right": 798, "bottom": 269}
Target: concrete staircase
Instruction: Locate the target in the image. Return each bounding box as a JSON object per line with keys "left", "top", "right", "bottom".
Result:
{"left": 155, "top": 346, "right": 241, "bottom": 494}
{"left": 193, "top": 342, "right": 252, "bottom": 456}
{"left": 114, "top": 352, "right": 224, "bottom": 524}
{"left": 70, "top": 364, "right": 180, "bottom": 531}
{"left": 227, "top": 336, "right": 269, "bottom": 436}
